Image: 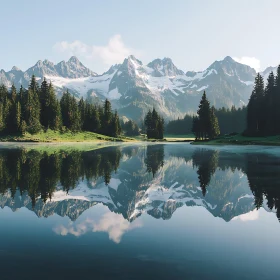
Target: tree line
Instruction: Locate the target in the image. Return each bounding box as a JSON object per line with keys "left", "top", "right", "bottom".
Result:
{"left": 0, "top": 75, "right": 121, "bottom": 137}
{"left": 246, "top": 65, "right": 280, "bottom": 136}
{"left": 192, "top": 91, "right": 220, "bottom": 140}
{"left": 166, "top": 104, "right": 246, "bottom": 136}
{"left": 144, "top": 108, "right": 164, "bottom": 139}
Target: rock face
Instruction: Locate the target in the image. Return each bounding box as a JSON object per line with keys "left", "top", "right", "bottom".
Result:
{"left": 0, "top": 56, "right": 97, "bottom": 89}
{"left": 0, "top": 55, "right": 277, "bottom": 121}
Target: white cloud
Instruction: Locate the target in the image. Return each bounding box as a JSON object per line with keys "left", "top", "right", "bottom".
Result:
{"left": 53, "top": 212, "right": 142, "bottom": 243}
{"left": 232, "top": 209, "right": 259, "bottom": 222}
{"left": 53, "top": 34, "right": 140, "bottom": 72}
{"left": 233, "top": 56, "right": 261, "bottom": 72}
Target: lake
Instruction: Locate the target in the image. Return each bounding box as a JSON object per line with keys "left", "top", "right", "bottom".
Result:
{"left": 0, "top": 143, "right": 280, "bottom": 280}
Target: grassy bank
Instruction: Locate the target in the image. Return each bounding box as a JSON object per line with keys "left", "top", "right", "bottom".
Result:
{"left": 0, "top": 129, "right": 134, "bottom": 143}
{"left": 133, "top": 134, "right": 195, "bottom": 142}
{"left": 191, "top": 134, "right": 280, "bottom": 146}
{"left": 164, "top": 134, "right": 195, "bottom": 142}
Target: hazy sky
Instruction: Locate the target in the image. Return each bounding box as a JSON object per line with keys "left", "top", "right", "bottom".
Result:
{"left": 1, "top": 0, "right": 280, "bottom": 74}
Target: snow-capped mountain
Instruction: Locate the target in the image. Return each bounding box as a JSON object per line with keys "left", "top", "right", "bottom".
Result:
{"left": 0, "top": 55, "right": 278, "bottom": 121}
{"left": 0, "top": 56, "right": 96, "bottom": 89}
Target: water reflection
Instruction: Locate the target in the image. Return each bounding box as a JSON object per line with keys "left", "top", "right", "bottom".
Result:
{"left": 1, "top": 144, "right": 280, "bottom": 222}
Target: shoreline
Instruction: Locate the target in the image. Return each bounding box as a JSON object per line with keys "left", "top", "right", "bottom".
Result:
{"left": 191, "top": 134, "right": 280, "bottom": 146}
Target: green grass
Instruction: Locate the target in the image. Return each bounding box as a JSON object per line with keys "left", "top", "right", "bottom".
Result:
{"left": 130, "top": 133, "right": 195, "bottom": 142}
{"left": 164, "top": 134, "right": 195, "bottom": 141}
{"left": 0, "top": 129, "right": 134, "bottom": 143}
{"left": 192, "top": 134, "right": 280, "bottom": 146}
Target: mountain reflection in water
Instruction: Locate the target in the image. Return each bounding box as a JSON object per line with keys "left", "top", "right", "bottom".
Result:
{"left": 0, "top": 144, "right": 280, "bottom": 223}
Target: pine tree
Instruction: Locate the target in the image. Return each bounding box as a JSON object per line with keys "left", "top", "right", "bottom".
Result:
{"left": 24, "top": 75, "right": 41, "bottom": 133}
{"left": 265, "top": 71, "right": 276, "bottom": 134}
{"left": 144, "top": 109, "right": 152, "bottom": 138}
{"left": 111, "top": 110, "right": 121, "bottom": 137}
{"left": 0, "top": 103, "right": 5, "bottom": 133}
{"left": 196, "top": 91, "right": 211, "bottom": 139}
{"left": 60, "top": 90, "right": 71, "bottom": 129}
{"left": 15, "top": 101, "right": 21, "bottom": 132}
{"left": 274, "top": 65, "right": 280, "bottom": 134}
{"left": 192, "top": 116, "right": 200, "bottom": 140}
{"left": 144, "top": 108, "right": 164, "bottom": 139}
{"left": 0, "top": 85, "right": 9, "bottom": 132}
{"left": 158, "top": 117, "right": 164, "bottom": 139}
{"left": 209, "top": 106, "right": 220, "bottom": 139}
{"left": 52, "top": 100, "right": 62, "bottom": 130}
{"left": 78, "top": 98, "right": 86, "bottom": 130}
{"left": 69, "top": 95, "right": 81, "bottom": 131}
{"left": 102, "top": 99, "right": 112, "bottom": 135}
{"left": 10, "top": 84, "right": 17, "bottom": 103}
{"left": 40, "top": 78, "right": 49, "bottom": 127}
{"left": 91, "top": 105, "right": 101, "bottom": 132}
{"left": 246, "top": 73, "right": 265, "bottom": 135}
{"left": 48, "top": 82, "right": 61, "bottom": 130}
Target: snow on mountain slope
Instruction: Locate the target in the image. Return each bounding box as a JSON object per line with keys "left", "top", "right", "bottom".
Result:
{"left": 0, "top": 55, "right": 261, "bottom": 120}
{"left": 45, "top": 69, "right": 119, "bottom": 99}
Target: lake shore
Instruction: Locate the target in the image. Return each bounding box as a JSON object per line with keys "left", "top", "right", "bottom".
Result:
{"left": 191, "top": 134, "right": 280, "bottom": 146}
{"left": 0, "top": 130, "right": 137, "bottom": 143}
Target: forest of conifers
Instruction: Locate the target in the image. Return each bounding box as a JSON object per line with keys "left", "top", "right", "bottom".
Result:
{"left": 0, "top": 75, "right": 122, "bottom": 137}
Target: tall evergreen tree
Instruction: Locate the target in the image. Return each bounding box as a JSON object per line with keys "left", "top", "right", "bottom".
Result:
{"left": 111, "top": 110, "right": 121, "bottom": 137}
{"left": 91, "top": 105, "right": 101, "bottom": 133}
{"left": 144, "top": 108, "right": 164, "bottom": 139}
{"left": 0, "top": 103, "right": 5, "bottom": 133}
{"left": 102, "top": 99, "right": 112, "bottom": 135}
{"left": 246, "top": 73, "right": 265, "bottom": 135}
{"left": 60, "top": 90, "right": 71, "bottom": 129}
{"left": 209, "top": 106, "right": 220, "bottom": 139}
{"left": 15, "top": 101, "right": 21, "bottom": 132}
{"left": 274, "top": 65, "right": 280, "bottom": 134}
{"left": 48, "top": 82, "right": 62, "bottom": 130}
{"left": 78, "top": 97, "right": 86, "bottom": 130}
{"left": 194, "top": 91, "right": 210, "bottom": 139}
{"left": 40, "top": 78, "right": 49, "bottom": 127}
{"left": 265, "top": 71, "right": 276, "bottom": 134}
{"left": 24, "top": 75, "right": 41, "bottom": 133}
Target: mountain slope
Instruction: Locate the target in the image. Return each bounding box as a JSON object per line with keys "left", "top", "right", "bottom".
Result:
{"left": 0, "top": 56, "right": 97, "bottom": 89}
{"left": 1, "top": 55, "right": 275, "bottom": 121}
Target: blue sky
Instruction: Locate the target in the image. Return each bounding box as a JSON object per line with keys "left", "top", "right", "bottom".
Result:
{"left": 1, "top": 0, "right": 280, "bottom": 74}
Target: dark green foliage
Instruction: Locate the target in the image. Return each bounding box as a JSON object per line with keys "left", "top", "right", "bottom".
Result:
{"left": 40, "top": 78, "right": 49, "bottom": 127}
{"left": 121, "top": 119, "right": 140, "bottom": 136}
{"left": 111, "top": 110, "right": 122, "bottom": 137}
{"left": 246, "top": 73, "right": 265, "bottom": 135}
{"left": 246, "top": 65, "right": 280, "bottom": 136}
{"left": 23, "top": 75, "right": 41, "bottom": 133}
{"left": 0, "top": 77, "right": 135, "bottom": 138}
{"left": 192, "top": 91, "right": 220, "bottom": 140}
{"left": 102, "top": 99, "right": 113, "bottom": 135}
{"left": 209, "top": 106, "right": 220, "bottom": 139}
{"left": 166, "top": 114, "right": 193, "bottom": 135}
{"left": 78, "top": 97, "right": 86, "bottom": 129}
{"left": 215, "top": 106, "right": 247, "bottom": 134}
{"left": 144, "top": 108, "right": 164, "bottom": 139}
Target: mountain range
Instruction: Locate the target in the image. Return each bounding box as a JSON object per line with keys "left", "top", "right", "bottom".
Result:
{"left": 0, "top": 56, "right": 278, "bottom": 121}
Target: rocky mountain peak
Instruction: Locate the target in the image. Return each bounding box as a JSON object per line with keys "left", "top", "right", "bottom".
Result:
{"left": 11, "top": 66, "right": 21, "bottom": 71}
{"left": 147, "top": 57, "right": 184, "bottom": 77}
{"left": 68, "top": 56, "right": 80, "bottom": 64}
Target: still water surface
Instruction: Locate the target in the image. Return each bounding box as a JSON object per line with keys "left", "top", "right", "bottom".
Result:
{"left": 0, "top": 143, "right": 280, "bottom": 280}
